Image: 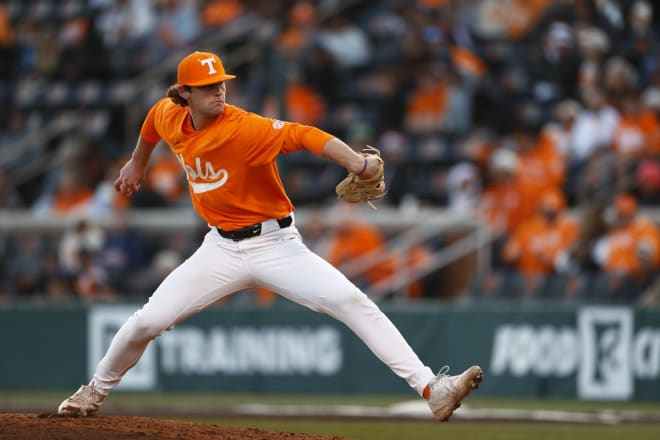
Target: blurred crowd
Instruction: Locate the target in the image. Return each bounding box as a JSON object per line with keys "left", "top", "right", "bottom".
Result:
{"left": 1, "top": 0, "right": 660, "bottom": 305}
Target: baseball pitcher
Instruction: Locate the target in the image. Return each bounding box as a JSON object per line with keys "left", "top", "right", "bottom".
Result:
{"left": 58, "top": 51, "right": 482, "bottom": 422}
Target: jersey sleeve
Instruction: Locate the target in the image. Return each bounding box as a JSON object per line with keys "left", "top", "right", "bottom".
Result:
{"left": 139, "top": 100, "right": 167, "bottom": 144}
{"left": 239, "top": 111, "right": 334, "bottom": 166}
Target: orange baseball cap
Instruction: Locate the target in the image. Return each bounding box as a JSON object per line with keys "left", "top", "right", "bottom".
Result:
{"left": 177, "top": 51, "right": 236, "bottom": 87}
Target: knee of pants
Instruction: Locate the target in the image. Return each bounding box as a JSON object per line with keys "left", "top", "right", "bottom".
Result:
{"left": 126, "top": 313, "right": 169, "bottom": 342}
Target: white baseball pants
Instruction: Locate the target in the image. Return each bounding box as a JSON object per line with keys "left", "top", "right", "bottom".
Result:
{"left": 92, "top": 218, "right": 435, "bottom": 396}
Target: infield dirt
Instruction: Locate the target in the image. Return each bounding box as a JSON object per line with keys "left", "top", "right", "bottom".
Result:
{"left": 0, "top": 413, "right": 347, "bottom": 440}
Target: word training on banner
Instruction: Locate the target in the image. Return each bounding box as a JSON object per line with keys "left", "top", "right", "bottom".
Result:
{"left": 88, "top": 306, "right": 343, "bottom": 391}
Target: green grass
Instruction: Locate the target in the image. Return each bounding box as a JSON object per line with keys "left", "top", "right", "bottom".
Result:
{"left": 3, "top": 390, "right": 659, "bottom": 413}
{"left": 181, "top": 418, "right": 660, "bottom": 440}
{"left": 465, "top": 396, "right": 660, "bottom": 413}
{"left": 2, "top": 391, "right": 659, "bottom": 440}
{"left": 0, "top": 390, "right": 407, "bottom": 407}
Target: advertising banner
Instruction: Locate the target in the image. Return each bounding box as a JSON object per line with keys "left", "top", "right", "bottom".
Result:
{"left": 1, "top": 303, "right": 659, "bottom": 400}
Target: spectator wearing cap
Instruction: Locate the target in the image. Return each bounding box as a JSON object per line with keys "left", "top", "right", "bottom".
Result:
{"left": 478, "top": 147, "right": 535, "bottom": 243}
{"left": 501, "top": 188, "right": 579, "bottom": 296}
{"left": 592, "top": 193, "right": 660, "bottom": 301}
{"left": 513, "top": 112, "right": 567, "bottom": 202}
{"left": 503, "top": 189, "right": 578, "bottom": 276}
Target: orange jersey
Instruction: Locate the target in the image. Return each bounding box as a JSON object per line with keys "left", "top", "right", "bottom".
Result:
{"left": 327, "top": 222, "right": 396, "bottom": 285}
{"left": 502, "top": 214, "right": 579, "bottom": 274}
{"left": 597, "top": 217, "right": 660, "bottom": 276}
{"left": 517, "top": 133, "right": 566, "bottom": 195}
{"left": 479, "top": 181, "right": 536, "bottom": 237}
{"left": 612, "top": 110, "right": 660, "bottom": 157}
{"left": 405, "top": 82, "right": 448, "bottom": 119}
{"left": 140, "top": 99, "right": 333, "bottom": 230}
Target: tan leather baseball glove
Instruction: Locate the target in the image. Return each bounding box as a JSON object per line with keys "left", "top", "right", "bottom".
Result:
{"left": 335, "top": 145, "right": 386, "bottom": 209}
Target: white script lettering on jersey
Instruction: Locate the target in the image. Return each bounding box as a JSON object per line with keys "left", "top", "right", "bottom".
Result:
{"left": 199, "top": 57, "right": 217, "bottom": 75}
{"left": 177, "top": 154, "right": 228, "bottom": 194}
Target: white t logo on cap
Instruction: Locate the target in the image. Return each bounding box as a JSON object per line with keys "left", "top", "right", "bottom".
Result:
{"left": 199, "top": 57, "right": 217, "bottom": 75}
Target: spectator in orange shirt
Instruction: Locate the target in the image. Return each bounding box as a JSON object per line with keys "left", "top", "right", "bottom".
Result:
{"left": 276, "top": 1, "right": 318, "bottom": 60}
{"left": 612, "top": 90, "right": 660, "bottom": 158}
{"left": 327, "top": 215, "right": 396, "bottom": 289}
{"left": 145, "top": 144, "right": 188, "bottom": 205}
{"left": 326, "top": 209, "right": 431, "bottom": 300}
{"left": 592, "top": 194, "right": 660, "bottom": 301}
{"left": 201, "top": 0, "right": 244, "bottom": 28}
{"left": 403, "top": 65, "right": 450, "bottom": 135}
{"left": 514, "top": 119, "right": 566, "bottom": 199}
{"left": 501, "top": 188, "right": 579, "bottom": 296}
{"left": 262, "top": 68, "right": 327, "bottom": 126}
{"left": 478, "top": 147, "right": 534, "bottom": 241}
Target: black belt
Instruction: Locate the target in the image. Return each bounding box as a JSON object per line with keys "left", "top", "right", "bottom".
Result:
{"left": 216, "top": 215, "right": 293, "bottom": 241}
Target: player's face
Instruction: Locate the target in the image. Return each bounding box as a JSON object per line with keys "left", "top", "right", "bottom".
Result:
{"left": 189, "top": 81, "right": 227, "bottom": 116}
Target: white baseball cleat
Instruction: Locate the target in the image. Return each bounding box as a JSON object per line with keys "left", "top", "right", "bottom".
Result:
{"left": 57, "top": 383, "right": 106, "bottom": 416}
{"left": 427, "top": 365, "right": 483, "bottom": 422}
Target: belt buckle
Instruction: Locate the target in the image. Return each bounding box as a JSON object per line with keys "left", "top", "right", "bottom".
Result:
{"left": 243, "top": 223, "right": 262, "bottom": 239}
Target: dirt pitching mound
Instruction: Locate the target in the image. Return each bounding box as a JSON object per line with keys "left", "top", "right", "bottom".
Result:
{"left": 0, "top": 413, "right": 347, "bottom": 440}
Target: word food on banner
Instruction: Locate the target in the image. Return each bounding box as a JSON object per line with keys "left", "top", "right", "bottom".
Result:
{"left": 490, "top": 307, "right": 660, "bottom": 400}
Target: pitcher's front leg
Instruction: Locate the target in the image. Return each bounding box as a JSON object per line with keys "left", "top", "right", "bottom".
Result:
{"left": 251, "top": 232, "right": 436, "bottom": 396}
